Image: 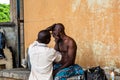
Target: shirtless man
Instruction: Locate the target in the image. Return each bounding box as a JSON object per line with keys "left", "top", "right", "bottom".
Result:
{"left": 46, "top": 23, "right": 84, "bottom": 79}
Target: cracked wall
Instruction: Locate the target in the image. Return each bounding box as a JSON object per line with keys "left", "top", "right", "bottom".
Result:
{"left": 24, "top": 0, "right": 120, "bottom": 68}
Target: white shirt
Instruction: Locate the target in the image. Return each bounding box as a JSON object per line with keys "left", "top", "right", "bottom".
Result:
{"left": 28, "top": 41, "right": 62, "bottom": 80}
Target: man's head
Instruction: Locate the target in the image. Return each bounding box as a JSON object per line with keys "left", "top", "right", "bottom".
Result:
{"left": 37, "top": 30, "right": 51, "bottom": 44}
{"left": 51, "top": 23, "right": 65, "bottom": 40}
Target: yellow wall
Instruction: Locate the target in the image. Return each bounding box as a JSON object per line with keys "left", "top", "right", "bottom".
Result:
{"left": 24, "top": 0, "right": 120, "bottom": 68}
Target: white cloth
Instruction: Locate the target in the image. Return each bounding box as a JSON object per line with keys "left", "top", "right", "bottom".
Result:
{"left": 28, "top": 41, "right": 62, "bottom": 80}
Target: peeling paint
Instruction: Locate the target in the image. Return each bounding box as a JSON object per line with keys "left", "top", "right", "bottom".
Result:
{"left": 87, "top": 0, "right": 113, "bottom": 13}
{"left": 72, "top": 0, "right": 81, "bottom": 12}
{"left": 24, "top": 0, "right": 120, "bottom": 68}
{"left": 92, "top": 40, "right": 110, "bottom": 55}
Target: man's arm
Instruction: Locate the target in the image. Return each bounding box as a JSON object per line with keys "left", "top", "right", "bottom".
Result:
{"left": 53, "top": 39, "right": 77, "bottom": 76}
{"left": 45, "top": 24, "right": 56, "bottom": 31}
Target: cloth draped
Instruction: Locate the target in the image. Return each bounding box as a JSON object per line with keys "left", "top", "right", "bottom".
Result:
{"left": 53, "top": 64, "right": 84, "bottom": 80}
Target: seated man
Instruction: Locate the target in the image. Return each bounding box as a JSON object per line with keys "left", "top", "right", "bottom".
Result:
{"left": 46, "top": 23, "right": 84, "bottom": 80}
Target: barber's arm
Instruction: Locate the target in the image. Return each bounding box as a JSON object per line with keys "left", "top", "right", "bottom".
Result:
{"left": 45, "top": 26, "right": 53, "bottom": 31}
{"left": 45, "top": 24, "right": 56, "bottom": 31}
{"left": 54, "top": 51, "right": 62, "bottom": 63}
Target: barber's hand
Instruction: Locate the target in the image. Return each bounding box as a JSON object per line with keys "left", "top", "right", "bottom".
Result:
{"left": 46, "top": 24, "right": 56, "bottom": 31}
{"left": 45, "top": 26, "right": 52, "bottom": 31}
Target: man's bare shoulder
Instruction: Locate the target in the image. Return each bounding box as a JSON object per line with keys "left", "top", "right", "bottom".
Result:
{"left": 66, "top": 36, "right": 77, "bottom": 47}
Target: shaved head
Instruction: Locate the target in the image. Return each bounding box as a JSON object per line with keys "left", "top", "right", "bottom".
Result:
{"left": 53, "top": 23, "right": 65, "bottom": 32}
{"left": 37, "top": 30, "right": 51, "bottom": 44}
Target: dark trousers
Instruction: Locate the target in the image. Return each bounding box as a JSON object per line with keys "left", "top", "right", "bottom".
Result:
{"left": 0, "top": 49, "right": 6, "bottom": 58}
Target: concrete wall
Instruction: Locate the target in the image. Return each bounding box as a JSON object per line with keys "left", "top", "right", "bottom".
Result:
{"left": 0, "top": 0, "right": 24, "bottom": 68}
{"left": 0, "top": 24, "right": 16, "bottom": 51}
{"left": 24, "top": 0, "right": 120, "bottom": 68}
{"left": 0, "top": 23, "right": 16, "bottom": 68}
{"left": 10, "top": 0, "right": 24, "bottom": 67}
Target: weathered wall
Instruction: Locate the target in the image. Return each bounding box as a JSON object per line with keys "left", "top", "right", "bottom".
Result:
{"left": 24, "top": 0, "right": 120, "bottom": 68}
{"left": 0, "top": 23, "right": 16, "bottom": 68}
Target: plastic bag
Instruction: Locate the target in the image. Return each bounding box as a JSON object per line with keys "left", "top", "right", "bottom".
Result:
{"left": 84, "top": 66, "right": 108, "bottom": 80}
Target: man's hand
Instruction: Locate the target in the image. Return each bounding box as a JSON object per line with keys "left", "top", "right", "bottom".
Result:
{"left": 46, "top": 26, "right": 53, "bottom": 31}
{"left": 45, "top": 24, "right": 56, "bottom": 31}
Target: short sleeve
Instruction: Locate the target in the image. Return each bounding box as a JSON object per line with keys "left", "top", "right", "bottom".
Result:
{"left": 54, "top": 51, "right": 62, "bottom": 62}
{"left": 49, "top": 48, "right": 62, "bottom": 62}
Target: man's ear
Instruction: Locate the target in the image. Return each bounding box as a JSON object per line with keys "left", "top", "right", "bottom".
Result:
{"left": 46, "top": 38, "right": 50, "bottom": 44}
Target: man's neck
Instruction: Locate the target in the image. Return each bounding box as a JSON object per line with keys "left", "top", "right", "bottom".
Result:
{"left": 61, "top": 34, "right": 67, "bottom": 41}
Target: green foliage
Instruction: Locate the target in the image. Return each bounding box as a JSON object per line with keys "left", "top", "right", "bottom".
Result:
{"left": 0, "top": 4, "right": 10, "bottom": 22}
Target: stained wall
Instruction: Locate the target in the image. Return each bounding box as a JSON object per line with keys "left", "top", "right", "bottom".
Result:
{"left": 24, "top": 0, "right": 120, "bottom": 68}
